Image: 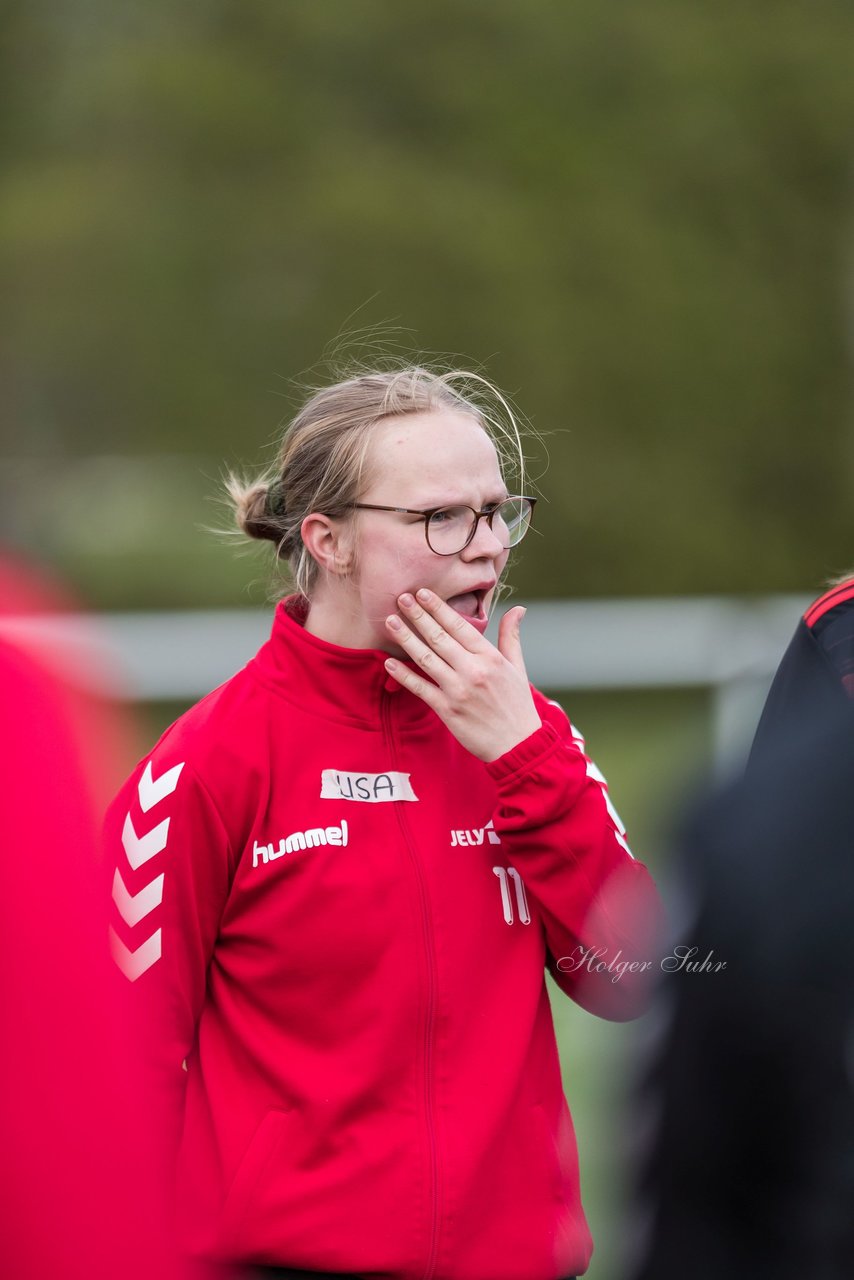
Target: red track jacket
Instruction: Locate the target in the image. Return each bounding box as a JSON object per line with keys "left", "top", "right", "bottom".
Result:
{"left": 105, "top": 597, "right": 663, "bottom": 1280}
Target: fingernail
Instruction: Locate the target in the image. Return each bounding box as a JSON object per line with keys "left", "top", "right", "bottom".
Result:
{"left": 416, "top": 588, "right": 431, "bottom": 602}
{"left": 387, "top": 614, "right": 402, "bottom": 631}
{"left": 399, "top": 592, "right": 415, "bottom": 608}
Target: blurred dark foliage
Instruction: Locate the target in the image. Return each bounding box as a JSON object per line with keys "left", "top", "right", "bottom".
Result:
{"left": 2, "top": 0, "right": 852, "bottom": 607}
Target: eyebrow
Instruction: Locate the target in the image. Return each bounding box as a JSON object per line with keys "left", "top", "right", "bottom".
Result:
{"left": 412, "top": 489, "right": 510, "bottom": 510}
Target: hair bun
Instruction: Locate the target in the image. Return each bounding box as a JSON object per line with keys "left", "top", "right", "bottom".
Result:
{"left": 229, "top": 478, "right": 288, "bottom": 548}
{"left": 266, "top": 480, "right": 286, "bottom": 520}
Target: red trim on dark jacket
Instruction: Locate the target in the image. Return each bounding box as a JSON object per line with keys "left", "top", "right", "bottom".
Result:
{"left": 804, "top": 579, "right": 854, "bottom": 629}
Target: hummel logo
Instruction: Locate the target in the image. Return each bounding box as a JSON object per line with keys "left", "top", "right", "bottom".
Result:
{"left": 253, "top": 819, "right": 349, "bottom": 868}
{"left": 451, "top": 819, "right": 501, "bottom": 847}
{"left": 138, "top": 759, "right": 184, "bottom": 813}
{"left": 111, "top": 756, "right": 185, "bottom": 984}
{"left": 109, "top": 926, "right": 162, "bottom": 982}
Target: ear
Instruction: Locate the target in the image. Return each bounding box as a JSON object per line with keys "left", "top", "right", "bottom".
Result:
{"left": 300, "top": 512, "right": 354, "bottom": 576}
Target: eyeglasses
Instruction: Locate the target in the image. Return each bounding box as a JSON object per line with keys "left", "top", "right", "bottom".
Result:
{"left": 348, "top": 495, "right": 536, "bottom": 556}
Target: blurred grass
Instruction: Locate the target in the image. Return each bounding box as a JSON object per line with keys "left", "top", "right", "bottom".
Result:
{"left": 138, "top": 684, "right": 711, "bottom": 1279}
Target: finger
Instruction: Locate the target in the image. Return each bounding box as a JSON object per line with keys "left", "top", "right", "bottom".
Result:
{"left": 383, "top": 656, "right": 444, "bottom": 709}
{"left": 497, "top": 606, "right": 529, "bottom": 677}
{"left": 399, "top": 588, "right": 487, "bottom": 657}
{"left": 385, "top": 612, "right": 455, "bottom": 680}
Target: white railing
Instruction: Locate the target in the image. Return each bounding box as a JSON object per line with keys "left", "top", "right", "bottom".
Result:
{"left": 2, "top": 595, "right": 808, "bottom": 768}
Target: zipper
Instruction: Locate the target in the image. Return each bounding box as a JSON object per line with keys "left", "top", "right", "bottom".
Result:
{"left": 381, "top": 688, "right": 441, "bottom": 1279}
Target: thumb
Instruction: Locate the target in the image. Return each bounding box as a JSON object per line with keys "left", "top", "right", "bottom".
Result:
{"left": 497, "top": 606, "right": 529, "bottom": 676}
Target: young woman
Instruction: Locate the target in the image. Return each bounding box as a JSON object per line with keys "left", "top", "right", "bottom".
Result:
{"left": 106, "top": 367, "right": 663, "bottom": 1280}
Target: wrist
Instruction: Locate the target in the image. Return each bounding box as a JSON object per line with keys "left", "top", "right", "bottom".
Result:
{"left": 481, "top": 710, "right": 544, "bottom": 764}
{"left": 484, "top": 716, "right": 562, "bottom": 776}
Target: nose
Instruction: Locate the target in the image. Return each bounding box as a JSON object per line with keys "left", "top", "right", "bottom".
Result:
{"left": 461, "top": 512, "right": 505, "bottom": 561}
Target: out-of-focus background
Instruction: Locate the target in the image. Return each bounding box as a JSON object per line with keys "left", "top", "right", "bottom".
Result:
{"left": 2, "top": 3, "right": 852, "bottom": 1276}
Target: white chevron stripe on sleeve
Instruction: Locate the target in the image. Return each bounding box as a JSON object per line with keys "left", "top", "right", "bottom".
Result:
{"left": 109, "top": 926, "right": 162, "bottom": 982}
{"left": 112, "top": 867, "right": 164, "bottom": 927}
{"left": 138, "top": 760, "right": 185, "bottom": 813}
{"left": 122, "top": 812, "right": 170, "bottom": 870}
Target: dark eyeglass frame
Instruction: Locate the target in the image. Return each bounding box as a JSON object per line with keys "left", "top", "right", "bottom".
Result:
{"left": 346, "top": 495, "right": 537, "bottom": 556}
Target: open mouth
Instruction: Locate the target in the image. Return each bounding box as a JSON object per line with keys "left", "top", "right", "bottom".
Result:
{"left": 446, "top": 589, "right": 488, "bottom": 622}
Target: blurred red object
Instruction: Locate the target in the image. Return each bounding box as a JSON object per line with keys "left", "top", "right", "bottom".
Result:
{"left": 0, "top": 554, "right": 184, "bottom": 1280}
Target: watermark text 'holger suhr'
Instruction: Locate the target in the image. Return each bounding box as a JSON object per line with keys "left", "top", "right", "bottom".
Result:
{"left": 556, "top": 944, "right": 726, "bottom": 985}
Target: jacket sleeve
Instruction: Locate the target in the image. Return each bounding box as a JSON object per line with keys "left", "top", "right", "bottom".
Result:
{"left": 485, "top": 693, "right": 665, "bottom": 1020}
{"left": 104, "top": 743, "right": 235, "bottom": 1163}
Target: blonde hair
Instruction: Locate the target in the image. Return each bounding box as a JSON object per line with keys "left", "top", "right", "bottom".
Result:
{"left": 227, "top": 366, "right": 527, "bottom": 598}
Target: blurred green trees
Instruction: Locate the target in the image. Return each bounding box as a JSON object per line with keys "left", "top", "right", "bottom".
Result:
{"left": 2, "top": 0, "right": 852, "bottom": 606}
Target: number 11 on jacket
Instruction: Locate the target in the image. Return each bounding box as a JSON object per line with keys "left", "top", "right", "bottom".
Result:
{"left": 493, "top": 865, "right": 531, "bottom": 925}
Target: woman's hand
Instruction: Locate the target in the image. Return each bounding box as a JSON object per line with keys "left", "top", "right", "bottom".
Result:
{"left": 383, "top": 588, "right": 542, "bottom": 762}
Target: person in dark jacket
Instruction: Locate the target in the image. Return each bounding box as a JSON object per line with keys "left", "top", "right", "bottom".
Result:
{"left": 628, "top": 688, "right": 854, "bottom": 1279}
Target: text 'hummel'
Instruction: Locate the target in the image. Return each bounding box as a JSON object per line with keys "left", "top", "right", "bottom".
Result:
{"left": 253, "top": 819, "right": 349, "bottom": 868}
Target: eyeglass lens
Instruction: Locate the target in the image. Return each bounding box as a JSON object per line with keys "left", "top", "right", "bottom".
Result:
{"left": 425, "top": 498, "right": 532, "bottom": 554}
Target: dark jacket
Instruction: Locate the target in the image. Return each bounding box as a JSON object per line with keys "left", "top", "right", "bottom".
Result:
{"left": 629, "top": 699, "right": 854, "bottom": 1280}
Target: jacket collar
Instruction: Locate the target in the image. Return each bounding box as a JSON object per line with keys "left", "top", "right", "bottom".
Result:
{"left": 254, "top": 595, "right": 434, "bottom": 728}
